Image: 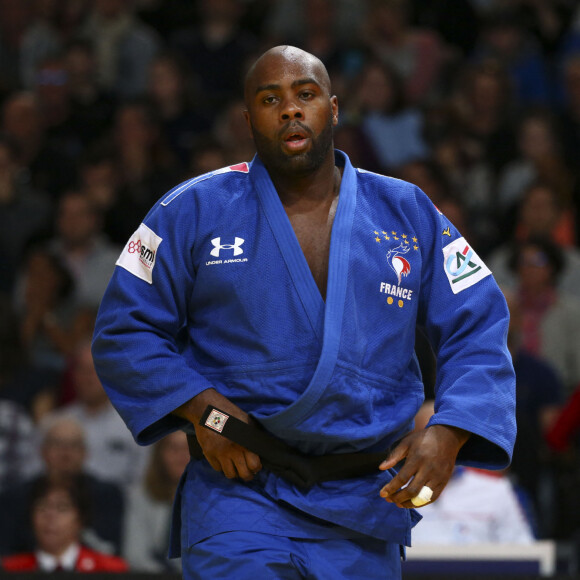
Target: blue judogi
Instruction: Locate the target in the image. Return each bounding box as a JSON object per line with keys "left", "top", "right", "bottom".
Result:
{"left": 92, "top": 151, "right": 516, "bottom": 571}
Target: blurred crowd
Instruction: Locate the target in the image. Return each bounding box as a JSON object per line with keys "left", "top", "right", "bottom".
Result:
{"left": 1, "top": 0, "right": 580, "bottom": 572}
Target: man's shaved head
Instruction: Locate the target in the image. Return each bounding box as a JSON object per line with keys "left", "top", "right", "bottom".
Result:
{"left": 244, "top": 45, "right": 332, "bottom": 106}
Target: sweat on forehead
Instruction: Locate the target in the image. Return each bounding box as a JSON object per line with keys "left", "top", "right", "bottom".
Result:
{"left": 244, "top": 45, "right": 331, "bottom": 100}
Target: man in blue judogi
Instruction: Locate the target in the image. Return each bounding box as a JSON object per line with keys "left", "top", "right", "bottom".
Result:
{"left": 92, "top": 46, "right": 516, "bottom": 579}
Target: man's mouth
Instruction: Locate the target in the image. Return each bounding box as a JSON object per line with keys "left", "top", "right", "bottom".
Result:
{"left": 283, "top": 128, "right": 310, "bottom": 151}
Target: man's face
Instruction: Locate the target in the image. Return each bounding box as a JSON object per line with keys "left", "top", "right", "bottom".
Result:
{"left": 244, "top": 49, "right": 338, "bottom": 176}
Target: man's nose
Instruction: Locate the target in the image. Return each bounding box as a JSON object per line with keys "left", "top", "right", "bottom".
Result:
{"left": 280, "top": 97, "right": 303, "bottom": 120}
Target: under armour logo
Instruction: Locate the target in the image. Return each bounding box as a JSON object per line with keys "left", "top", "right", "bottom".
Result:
{"left": 210, "top": 237, "right": 244, "bottom": 257}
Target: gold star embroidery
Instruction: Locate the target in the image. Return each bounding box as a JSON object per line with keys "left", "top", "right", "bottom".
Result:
{"left": 402, "top": 234, "right": 407, "bottom": 239}
{"left": 414, "top": 245, "right": 419, "bottom": 250}
{"left": 374, "top": 231, "right": 379, "bottom": 235}
{"left": 392, "top": 231, "right": 397, "bottom": 235}
{"left": 393, "top": 236, "right": 399, "bottom": 240}
{"left": 404, "top": 239, "right": 409, "bottom": 244}
{"left": 384, "top": 235, "right": 390, "bottom": 240}
{"left": 382, "top": 231, "right": 387, "bottom": 235}
{"left": 443, "top": 227, "right": 451, "bottom": 237}
{"left": 412, "top": 237, "right": 418, "bottom": 243}
{"left": 375, "top": 236, "right": 381, "bottom": 242}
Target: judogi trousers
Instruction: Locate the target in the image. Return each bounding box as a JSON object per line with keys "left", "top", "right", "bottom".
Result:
{"left": 182, "top": 530, "right": 402, "bottom": 579}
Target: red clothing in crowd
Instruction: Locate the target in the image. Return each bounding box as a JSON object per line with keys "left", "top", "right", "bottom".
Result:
{"left": 1, "top": 545, "right": 128, "bottom": 572}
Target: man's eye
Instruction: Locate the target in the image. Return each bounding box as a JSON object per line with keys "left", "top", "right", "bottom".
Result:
{"left": 300, "top": 91, "right": 314, "bottom": 99}
{"left": 263, "top": 96, "right": 277, "bottom": 104}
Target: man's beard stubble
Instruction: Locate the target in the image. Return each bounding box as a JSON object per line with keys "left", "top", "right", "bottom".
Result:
{"left": 251, "top": 115, "right": 334, "bottom": 177}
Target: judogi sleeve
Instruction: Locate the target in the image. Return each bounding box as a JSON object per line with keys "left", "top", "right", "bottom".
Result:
{"left": 414, "top": 190, "right": 516, "bottom": 469}
{"left": 92, "top": 185, "right": 209, "bottom": 445}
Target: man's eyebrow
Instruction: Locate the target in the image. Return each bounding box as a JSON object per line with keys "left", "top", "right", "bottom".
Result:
{"left": 254, "top": 78, "right": 321, "bottom": 94}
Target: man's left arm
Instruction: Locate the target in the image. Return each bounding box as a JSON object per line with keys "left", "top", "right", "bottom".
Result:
{"left": 379, "top": 188, "right": 516, "bottom": 507}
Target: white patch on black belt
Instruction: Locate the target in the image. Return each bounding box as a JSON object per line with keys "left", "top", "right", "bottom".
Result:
{"left": 205, "top": 409, "right": 229, "bottom": 432}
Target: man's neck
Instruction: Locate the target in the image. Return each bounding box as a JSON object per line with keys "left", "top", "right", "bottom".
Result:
{"left": 271, "top": 157, "right": 340, "bottom": 210}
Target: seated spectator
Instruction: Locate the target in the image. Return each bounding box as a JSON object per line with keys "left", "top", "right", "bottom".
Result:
{"left": 345, "top": 58, "right": 429, "bottom": 173}
{"left": 47, "top": 190, "right": 121, "bottom": 309}
{"left": 472, "top": 7, "right": 554, "bottom": 106}
{"left": 0, "top": 133, "right": 52, "bottom": 297}
{"left": 487, "top": 182, "right": 580, "bottom": 295}
{"left": 497, "top": 108, "right": 575, "bottom": 231}
{"left": 42, "top": 340, "right": 150, "bottom": 490}
{"left": 1, "top": 477, "right": 128, "bottom": 572}
{"left": 79, "top": 0, "right": 160, "bottom": 99}
{"left": 361, "top": 0, "right": 446, "bottom": 106}
{"left": 0, "top": 415, "right": 124, "bottom": 557}
{"left": 146, "top": 51, "right": 212, "bottom": 168}
{"left": 508, "top": 237, "right": 580, "bottom": 395}
{"left": 1, "top": 91, "right": 78, "bottom": 201}
{"left": 122, "top": 430, "right": 190, "bottom": 572}
{"left": 504, "top": 290, "right": 565, "bottom": 538}
{"left": 16, "top": 245, "right": 77, "bottom": 378}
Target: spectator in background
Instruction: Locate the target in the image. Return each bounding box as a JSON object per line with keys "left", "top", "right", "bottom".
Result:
{"left": 508, "top": 237, "right": 580, "bottom": 395}
{"left": 0, "top": 0, "right": 32, "bottom": 97}
{"left": 62, "top": 39, "right": 117, "bottom": 153}
{"left": 48, "top": 190, "right": 120, "bottom": 309}
{"left": 16, "top": 245, "right": 76, "bottom": 379}
{"left": 1, "top": 477, "right": 128, "bottom": 572}
{"left": 0, "top": 133, "right": 52, "bottom": 296}
{"left": 212, "top": 98, "right": 257, "bottom": 165}
{"left": 147, "top": 51, "right": 212, "bottom": 167}
{"left": 122, "top": 431, "right": 190, "bottom": 573}
{"left": 472, "top": 7, "right": 554, "bottom": 106}
{"left": 361, "top": 0, "right": 446, "bottom": 106}
{"left": 19, "top": 0, "right": 63, "bottom": 90}
{"left": 79, "top": 0, "right": 160, "bottom": 99}
{"left": 0, "top": 416, "right": 124, "bottom": 557}
{"left": 0, "top": 305, "right": 36, "bottom": 495}
{"left": 95, "top": 98, "right": 181, "bottom": 243}
{"left": 344, "top": 58, "right": 429, "bottom": 173}
{"left": 1, "top": 91, "right": 77, "bottom": 200}
{"left": 487, "top": 182, "right": 580, "bottom": 295}
{"left": 169, "top": 0, "right": 258, "bottom": 124}
{"left": 42, "top": 340, "right": 149, "bottom": 490}
{"left": 188, "top": 137, "right": 228, "bottom": 177}
{"left": 497, "top": 107, "right": 575, "bottom": 227}
{"left": 503, "top": 290, "right": 564, "bottom": 538}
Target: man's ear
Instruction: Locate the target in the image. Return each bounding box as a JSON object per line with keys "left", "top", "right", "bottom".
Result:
{"left": 330, "top": 96, "right": 339, "bottom": 126}
{"left": 243, "top": 110, "right": 253, "bottom": 138}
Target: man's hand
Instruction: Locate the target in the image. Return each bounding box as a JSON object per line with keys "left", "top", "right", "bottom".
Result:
{"left": 173, "top": 389, "right": 262, "bottom": 482}
{"left": 378, "top": 424, "right": 471, "bottom": 508}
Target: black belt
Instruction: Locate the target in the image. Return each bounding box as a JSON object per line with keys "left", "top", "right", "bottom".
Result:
{"left": 186, "top": 405, "right": 388, "bottom": 489}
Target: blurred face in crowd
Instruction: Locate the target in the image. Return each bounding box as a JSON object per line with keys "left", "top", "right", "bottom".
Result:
{"left": 517, "top": 244, "right": 554, "bottom": 293}
{"left": 519, "top": 185, "right": 560, "bottom": 238}
{"left": 356, "top": 63, "right": 395, "bottom": 113}
{"left": 33, "top": 488, "right": 83, "bottom": 556}
{"left": 42, "top": 420, "right": 86, "bottom": 479}
{"left": 519, "top": 116, "right": 557, "bottom": 161}
{"left": 2, "top": 93, "right": 43, "bottom": 143}
{"left": 56, "top": 193, "right": 99, "bottom": 248}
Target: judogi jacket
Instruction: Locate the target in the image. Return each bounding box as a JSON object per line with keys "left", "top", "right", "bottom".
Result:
{"left": 92, "top": 151, "right": 516, "bottom": 554}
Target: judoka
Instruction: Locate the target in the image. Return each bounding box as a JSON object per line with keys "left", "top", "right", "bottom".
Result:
{"left": 92, "top": 45, "right": 516, "bottom": 579}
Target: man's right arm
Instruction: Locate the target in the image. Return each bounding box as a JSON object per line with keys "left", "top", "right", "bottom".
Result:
{"left": 173, "top": 389, "right": 262, "bottom": 481}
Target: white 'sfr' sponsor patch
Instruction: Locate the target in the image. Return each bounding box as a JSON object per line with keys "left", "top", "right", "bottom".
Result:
{"left": 442, "top": 237, "right": 491, "bottom": 294}
{"left": 116, "top": 223, "right": 162, "bottom": 284}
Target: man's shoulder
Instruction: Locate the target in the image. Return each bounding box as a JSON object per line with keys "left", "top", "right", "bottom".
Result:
{"left": 158, "top": 162, "right": 252, "bottom": 209}
{"left": 355, "top": 167, "right": 419, "bottom": 195}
